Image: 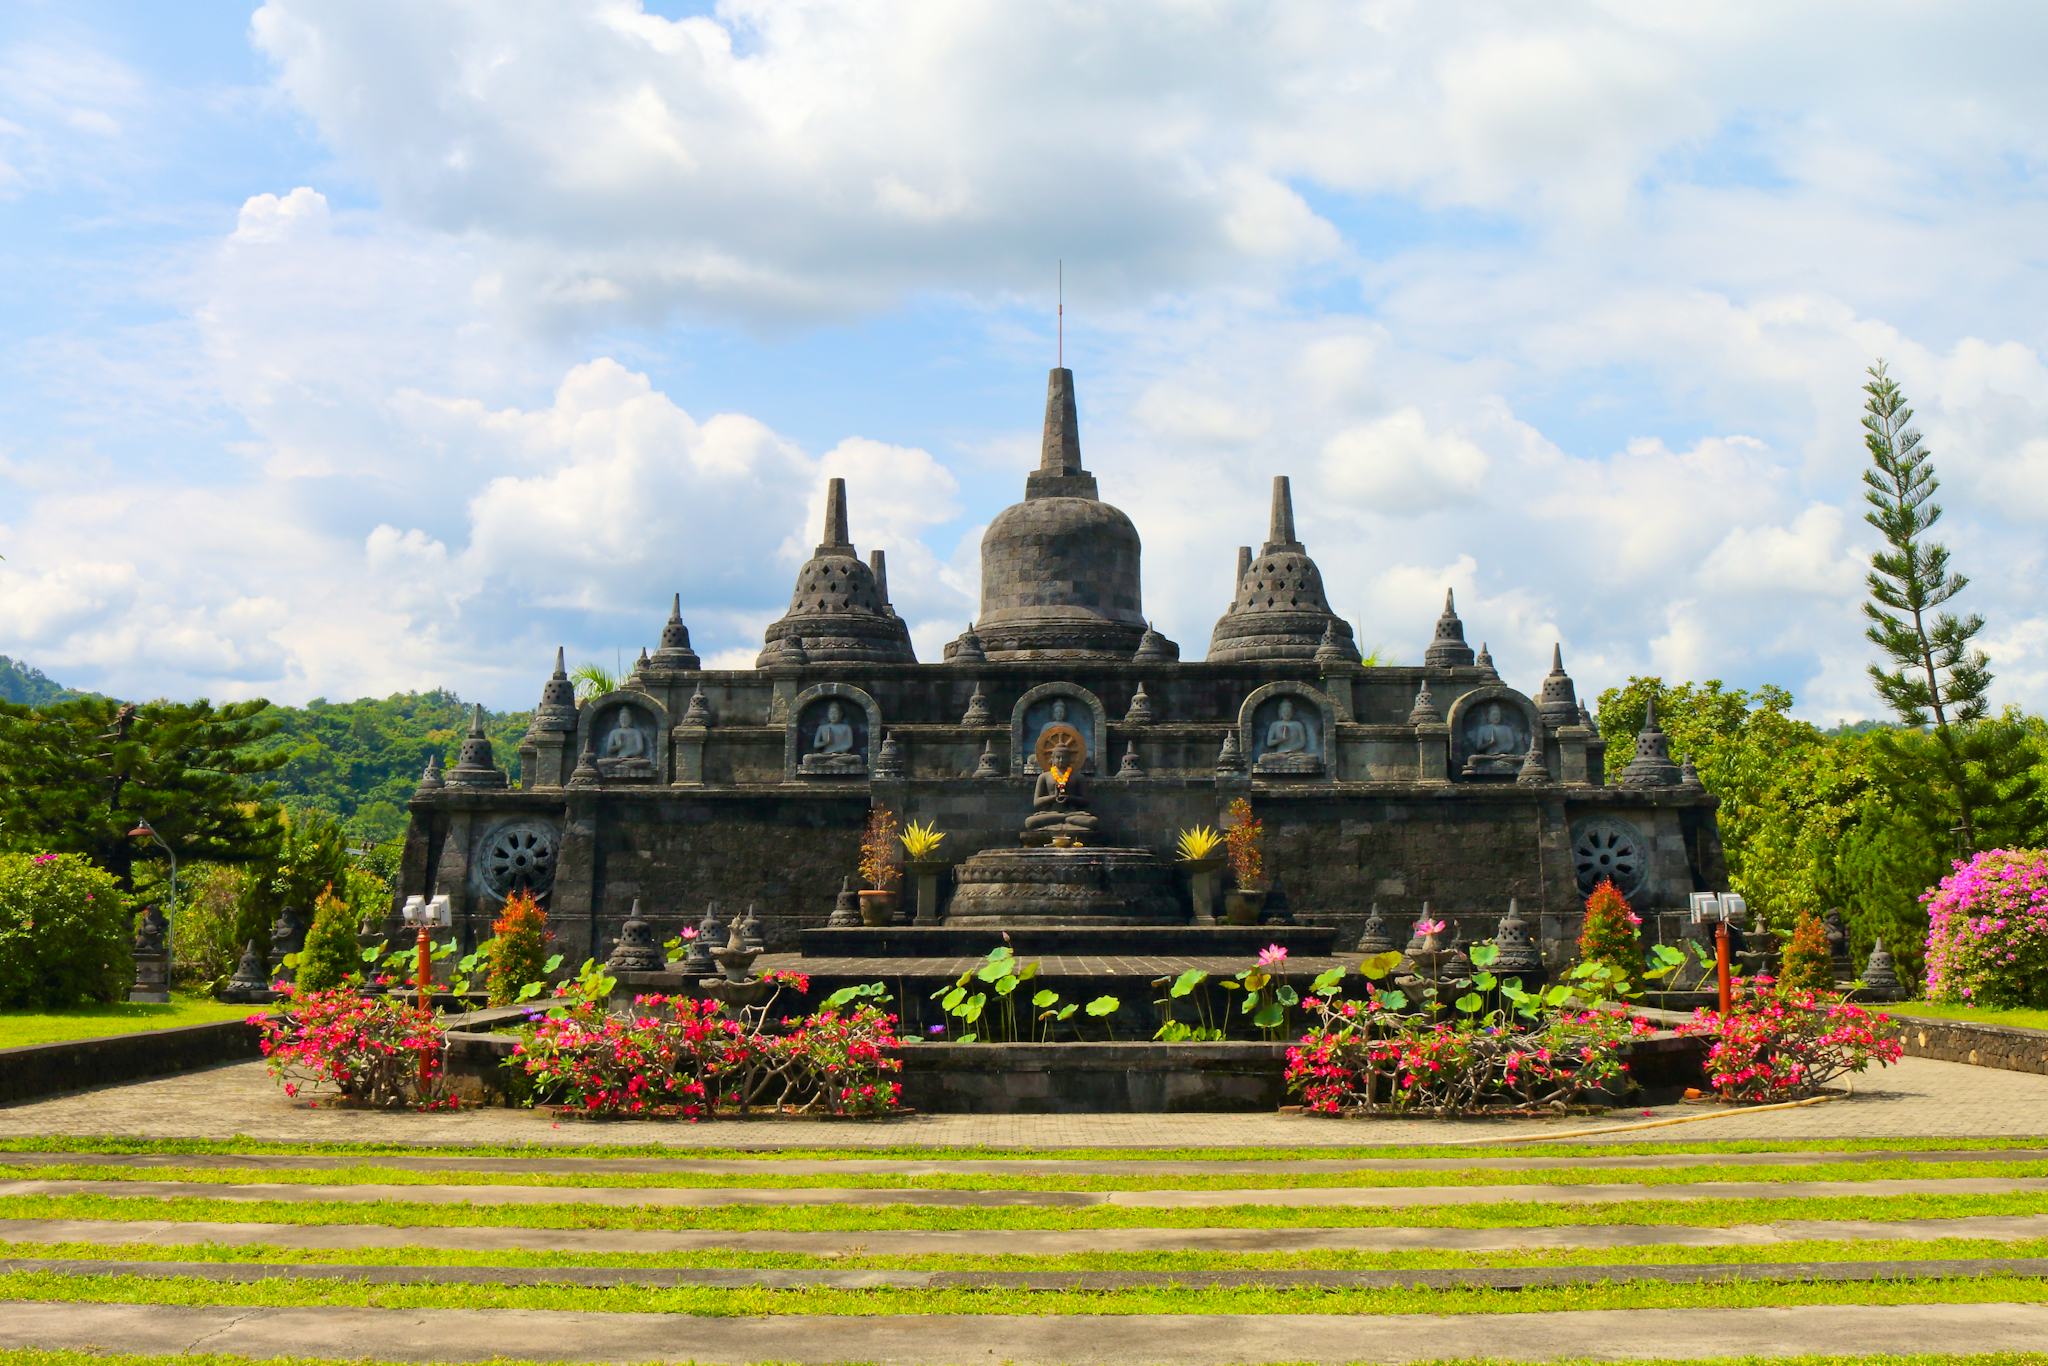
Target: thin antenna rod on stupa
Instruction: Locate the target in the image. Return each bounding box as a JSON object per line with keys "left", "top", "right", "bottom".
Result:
{"left": 1057, "top": 260, "right": 1063, "bottom": 369}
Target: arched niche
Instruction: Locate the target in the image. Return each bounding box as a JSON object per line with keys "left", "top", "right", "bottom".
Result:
{"left": 1008, "top": 682, "right": 1108, "bottom": 776}
{"left": 786, "top": 681, "right": 883, "bottom": 779}
{"left": 1237, "top": 681, "right": 1337, "bottom": 777}
{"left": 574, "top": 691, "right": 670, "bottom": 783}
{"left": 1445, "top": 684, "right": 1538, "bottom": 780}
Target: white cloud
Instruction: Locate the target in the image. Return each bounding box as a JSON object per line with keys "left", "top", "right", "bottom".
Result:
{"left": 1321, "top": 409, "right": 1491, "bottom": 515}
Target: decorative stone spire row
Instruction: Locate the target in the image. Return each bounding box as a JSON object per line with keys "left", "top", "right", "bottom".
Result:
{"left": 1207, "top": 474, "right": 1360, "bottom": 664}
{"left": 758, "top": 477, "right": 916, "bottom": 666}
{"left": 528, "top": 645, "right": 579, "bottom": 745}
{"left": 447, "top": 703, "right": 507, "bottom": 788}
{"left": 651, "top": 593, "right": 702, "bottom": 670}
{"left": 1618, "top": 694, "right": 1683, "bottom": 787}
{"left": 1475, "top": 641, "right": 1497, "bottom": 677}
{"left": 1517, "top": 724, "right": 1550, "bottom": 785}
{"left": 1423, "top": 589, "right": 1476, "bottom": 668}
{"left": 1407, "top": 683, "right": 1442, "bottom": 726}
{"left": 1538, "top": 643, "right": 1579, "bottom": 729}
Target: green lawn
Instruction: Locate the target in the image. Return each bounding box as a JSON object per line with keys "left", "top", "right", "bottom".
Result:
{"left": 1890, "top": 1001, "right": 2048, "bottom": 1032}
{"left": 0, "top": 993, "right": 262, "bottom": 1049}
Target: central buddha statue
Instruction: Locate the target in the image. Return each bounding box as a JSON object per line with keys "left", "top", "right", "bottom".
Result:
{"left": 1022, "top": 737, "right": 1099, "bottom": 846}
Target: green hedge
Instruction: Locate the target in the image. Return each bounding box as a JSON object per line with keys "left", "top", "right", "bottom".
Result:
{"left": 0, "top": 852, "right": 134, "bottom": 1007}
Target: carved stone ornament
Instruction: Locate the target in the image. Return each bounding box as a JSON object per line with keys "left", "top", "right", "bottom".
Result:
{"left": 477, "top": 820, "right": 561, "bottom": 900}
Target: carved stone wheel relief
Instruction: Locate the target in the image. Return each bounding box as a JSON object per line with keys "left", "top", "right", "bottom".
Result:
{"left": 478, "top": 820, "right": 560, "bottom": 899}
{"left": 1572, "top": 817, "right": 1646, "bottom": 898}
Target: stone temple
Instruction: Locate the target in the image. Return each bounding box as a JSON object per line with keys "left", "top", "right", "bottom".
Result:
{"left": 396, "top": 367, "right": 1727, "bottom": 974}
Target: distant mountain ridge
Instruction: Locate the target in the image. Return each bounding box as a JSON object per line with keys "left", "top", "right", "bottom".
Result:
{"left": 0, "top": 655, "right": 71, "bottom": 705}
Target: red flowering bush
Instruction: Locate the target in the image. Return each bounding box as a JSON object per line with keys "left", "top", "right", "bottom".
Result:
{"left": 254, "top": 985, "right": 456, "bottom": 1110}
{"left": 515, "top": 994, "right": 749, "bottom": 1118}
{"left": 1286, "top": 990, "right": 1649, "bottom": 1116}
{"left": 1677, "top": 977, "right": 1901, "bottom": 1102}
{"left": 1924, "top": 848, "right": 2048, "bottom": 1008}
{"left": 1576, "top": 879, "right": 1643, "bottom": 992}
{"left": 1778, "top": 910, "right": 1835, "bottom": 992}
{"left": 769, "top": 1003, "right": 903, "bottom": 1117}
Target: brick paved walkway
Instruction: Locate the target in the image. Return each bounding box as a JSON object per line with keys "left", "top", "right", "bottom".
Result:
{"left": 3, "top": 1054, "right": 2045, "bottom": 1146}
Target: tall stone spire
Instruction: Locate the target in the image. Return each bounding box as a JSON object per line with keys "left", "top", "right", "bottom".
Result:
{"left": 869, "top": 550, "right": 893, "bottom": 615}
{"left": 1537, "top": 643, "right": 1579, "bottom": 729}
{"left": 1235, "top": 545, "right": 1252, "bottom": 586}
{"left": 532, "top": 646, "right": 578, "bottom": 732}
{"left": 1024, "top": 368, "right": 1100, "bottom": 500}
{"left": 447, "top": 703, "right": 507, "bottom": 788}
{"left": 1422, "top": 589, "right": 1476, "bottom": 668}
{"left": 650, "top": 593, "right": 701, "bottom": 671}
{"left": 1207, "top": 474, "right": 1358, "bottom": 664}
{"left": 758, "top": 479, "right": 916, "bottom": 665}
{"left": 1619, "top": 694, "right": 1683, "bottom": 787}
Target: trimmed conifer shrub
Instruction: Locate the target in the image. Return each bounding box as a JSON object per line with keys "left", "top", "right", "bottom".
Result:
{"left": 1577, "top": 879, "right": 1642, "bottom": 990}
{"left": 1779, "top": 909, "right": 1835, "bottom": 992}
{"left": 485, "top": 890, "right": 553, "bottom": 1006}
{"left": 292, "top": 885, "right": 362, "bottom": 993}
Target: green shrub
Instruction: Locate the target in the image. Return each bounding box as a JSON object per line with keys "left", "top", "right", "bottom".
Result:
{"left": 1778, "top": 909, "right": 1835, "bottom": 992}
{"left": 485, "top": 890, "right": 552, "bottom": 1006}
{"left": 171, "top": 863, "right": 247, "bottom": 990}
{"left": 293, "top": 886, "right": 362, "bottom": 993}
{"left": 0, "top": 852, "right": 133, "bottom": 1007}
{"left": 1576, "top": 879, "right": 1642, "bottom": 991}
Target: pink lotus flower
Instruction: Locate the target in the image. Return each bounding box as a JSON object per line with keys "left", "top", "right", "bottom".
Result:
{"left": 1257, "top": 943, "right": 1288, "bottom": 967}
{"left": 1415, "top": 918, "right": 1446, "bottom": 936}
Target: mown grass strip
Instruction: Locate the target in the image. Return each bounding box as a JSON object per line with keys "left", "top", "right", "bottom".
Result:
{"left": 4, "top": 1351, "right": 2048, "bottom": 1366}
{"left": 6, "top": 1190, "right": 2047, "bottom": 1232}
{"left": 5, "top": 1268, "right": 2048, "bottom": 1317}
{"left": 8, "top": 1159, "right": 2046, "bottom": 1194}
{"left": 5, "top": 1134, "right": 2046, "bottom": 1164}
{"left": 6, "top": 1236, "right": 2048, "bottom": 1275}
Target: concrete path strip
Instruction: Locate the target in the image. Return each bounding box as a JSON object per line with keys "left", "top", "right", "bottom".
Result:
{"left": 7, "top": 1175, "right": 2048, "bottom": 1208}
{"left": 9, "top": 1253, "right": 2048, "bottom": 1291}
{"left": 9, "top": 1300, "right": 2048, "bottom": 1363}
{"left": 11, "top": 1148, "right": 2046, "bottom": 1176}
{"left": 8, "top": 1213, "right": 2048, "bottom": 1255}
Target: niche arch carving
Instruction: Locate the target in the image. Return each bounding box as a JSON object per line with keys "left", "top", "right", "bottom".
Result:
{"left": 573, "top": 691, "right": 671, "bottom": 783}
{"left": 1008, "top": 682, "right": 1108, "bottom": 776}
{"left": 1444, "top": 685, "right": 1538, "bottom": 780}
{"left": 1236, "top": 681, "right": 1337, "bottom": 777}
{"left": 785, "top": 681, "right": 883, "bottom": 779}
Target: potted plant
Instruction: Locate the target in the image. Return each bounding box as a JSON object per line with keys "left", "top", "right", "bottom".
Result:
{"left": 1176, "top": 824, "right": 1226, "bottom": 924}
{"left": 899, "top": 819, "right": 948, "bottom": 925}
{"left": 1222, "top": 797, "right": 1266, "bottom": 925}
{"left": 858, "top": 805, "right": 902, "bottom": 926}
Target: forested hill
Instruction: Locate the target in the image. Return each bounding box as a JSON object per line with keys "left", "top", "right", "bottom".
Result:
{"left": 256, "top": 691, "right": 531, "bottom": 847}
{"left": 0, "top": 655, "right": 73, "bottom": 705}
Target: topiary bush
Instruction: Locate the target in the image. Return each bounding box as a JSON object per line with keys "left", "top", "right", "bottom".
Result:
{"left": 1923, "top": 848, "right": 2048, "bottom": 1008}
{"left": 484, "top": 890, "right": 553, "bottom": 1006}
{"left": 292, "top": 885, "right": 362, "bottom": 993}
{"left": 0, "top": 852, "right": 132, "bottom": 1007}
{"left": 1778, "top": 909, "right": 1835, "bottom": 992}
{"left": 1576, "top": 879, "right": 1642, "bottom": 991}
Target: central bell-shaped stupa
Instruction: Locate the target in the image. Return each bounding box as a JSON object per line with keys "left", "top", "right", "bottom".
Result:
{"left": 955, "top": 368, "right": 1162, "bottom": 661}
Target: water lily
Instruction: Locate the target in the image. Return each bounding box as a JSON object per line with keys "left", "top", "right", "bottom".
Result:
{"left": 1257, "top": 943, "right": 1288, "bottom": 967}
{"left": 1415, "top": 917, "right": 1446, "bottom": 936}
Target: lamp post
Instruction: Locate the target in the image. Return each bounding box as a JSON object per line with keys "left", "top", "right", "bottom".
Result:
{"left": 1690, "top": 892, "right": 1746, "bottom": 1016}
{"left": 128, "top": 819, "right": 178, "bottom": 967}
{"left": 400, "top": 893, "right": 453, "bottom": 1012}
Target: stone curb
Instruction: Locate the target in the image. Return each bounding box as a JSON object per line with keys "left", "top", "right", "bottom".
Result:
{"left": 0, "top": 1021, "right": 264, "bottom": 1106}
{"left": 1894, "top": 1015, "right": 2048, "bottom": 1075}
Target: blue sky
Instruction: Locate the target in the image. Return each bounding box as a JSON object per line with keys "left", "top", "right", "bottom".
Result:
{"left": 3, "top": 1, "right": 2047, "bottom": 723}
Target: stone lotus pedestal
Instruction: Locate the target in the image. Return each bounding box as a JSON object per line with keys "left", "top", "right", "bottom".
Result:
{"left": 800, "top": 752, "right": 866, "bottom": 776}
{"left": 946, "top": 846, "right": 1181, "bottom": 926}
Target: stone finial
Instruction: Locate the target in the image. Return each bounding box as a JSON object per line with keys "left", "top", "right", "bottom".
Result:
{"left": 1474, "top": 640, "right": 1497, "bottom": 677}
{"left": 1355, "top": 903, "right": 1395, "bottom": 955}
{"left": 1680, "top": 755, "right": 1705, "bottom": 791}
{"left": 631, "top": 646, "right": 650, "bottom": 678}
{"left": 1124, "top": 680, "right": 1155, "bottom": 726}
{"left": 1538, "top": 642, "right": 1579, "bottom": 729}
{"left": 948, "top": 625, "right": 987, "bottom": 664}
{"left": 1133, "top": 623, "right": 1176, "bottom": 663}
{"left": 974, "top": 740, "right": 1003, "bottom": 778}
{"left": 535, "top": 646, "right": 578, "bottom": 728}
{"left": 568, "top": 737, "right": 601, "bottom": 787}
{"left": 683, "top": 688, "right": 712, "bottom": 726}
{"left": 1268, "top": 475, "right": 1299, "bottom": 548}
{"left": 1491, "top": 898, "right": 1543, "bottom": 975}
{"left": 962, "top": 682, "right": 993, "bottom": 727}
{"left": 738, "top": 903, "right": 766, "bottom": 953}
{"left": 826, "top": 877, "right": 862, "bottom": 928}
{"left": 1861, "top": 937, "right": 1903, "bottom": 1000}
{"left": 1235, "top": 544, "right": 1253, "bottom": 586}
{"left": 1619, "top": 694, "right": 1683, "bottom": 787}
{"left": 681, "top": 903, "right": 724, "bottom": 974}
{"left": 226, "top": 940, "right": 270, "bottom": 999}
{"left": 1517, "top": 725, "right": 1550, "bottom": 785}
{"left": 873, "top": 731, "right": 904, "bottom": 778}
{"left": 1208, "top": 475, "right": 1356, "bottom": 664}
{"left": 781, "top": 634, "right": 809, "bottom": 666}
{"left": 1314, "top": 621, "right": 1349, "bottom": 667}
{"left": 1579, "top": 701, "right": 1600, "bottom": 737}
{"left": 760, "top": 478, "right": 915, "bottom": 665}
{"left": 416, "top": 751, "right": 445, "bottom": 792}
{"left": 820, "top": 477, "right": 852, "bottom": 550}
{"left": 869, "top": 549, "right": 893, "bottom": 614}
{"left": 605, "top": 900, "right": 664, "bottom": 973}
{"left": 1118, "top": 740, "right": 1143, "bottom": 777}
{"left": 1040, "top": 366, "right": 1083, "bottom": 475}
{"left": 1423, "top": 588, "right": 1477, "bottom": 669}
{"left": 652, "top": 594, "right": 703, "bottom": 670}
{"left": 1215, "top": 730, "right": 1246, "bottom": 774}
{"left": 1408, "top": 683, "right": 1442, "bottom": 726}
{"left": 447, "top": 704, "right": 507, "bottom": 788}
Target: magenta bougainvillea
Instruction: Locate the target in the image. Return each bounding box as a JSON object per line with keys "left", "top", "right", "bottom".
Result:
{"left": 1923, "top": 848, "right": 2048, "bottom": 1008}
{"left": 253, "top": 986, "right": 457, "bottom": 1111}
{"left": 1676, "top": 978, "right": 1901, "bottom": 1102}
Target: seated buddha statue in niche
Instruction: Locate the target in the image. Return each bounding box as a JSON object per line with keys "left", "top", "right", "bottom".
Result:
{"left": 596, "top": 707, "right": 656, "bottom": 777}
{"left": 1462, "top": 701, "right": 1525, "bottom": 776}
{"left": 1022, "top": 737, "right": 1099, "bottom": 846}
{"left": 1254, "top": 696, "right": 1321, "bottom": 774}
{"left": 800, "top": 700, "right": 867, "bottom": 775}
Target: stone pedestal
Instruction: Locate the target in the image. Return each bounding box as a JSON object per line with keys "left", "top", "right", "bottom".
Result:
{"left": 910, "top": 862, "right": 947, "bottom": 925}
{"left": 946, "top": 846, "right": 1182, "bottom": 925}
{"left": 1184, "top": 858, "right": 1224, "bottom": 925}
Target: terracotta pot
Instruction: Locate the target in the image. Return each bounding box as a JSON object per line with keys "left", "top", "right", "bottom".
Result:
{"left": 858, "top": 890, "right": 899, "bottom": 927}
{"left": 1223, "top": 890, "right": 1267, "bottom": 925}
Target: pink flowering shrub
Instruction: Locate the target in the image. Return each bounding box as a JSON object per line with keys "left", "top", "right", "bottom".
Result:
{"left": 1286, "top": 989, "right": 1650, "bottom": 1116}
{"left": 768, "top": 1003, "right": 904, "bottom": 1117}
{"left": 254, "top": 985, "right": 456, "bottom": 1110}
{"left": 0, "top": 851, "right": 131, "bottom": 1008}
{"left": 1677, "top": 977, "right": 1901, "bottom": 1102}
{"left": 1923, "top": 848, "right": 2048, "bottom": 1008}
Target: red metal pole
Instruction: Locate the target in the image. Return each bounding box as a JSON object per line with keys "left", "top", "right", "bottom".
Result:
{"left": 1715, "top": 920, "right": 1732, "bottom": 1016}
{"left": 416, "top": 923, "right": 432, "bottom": 1012}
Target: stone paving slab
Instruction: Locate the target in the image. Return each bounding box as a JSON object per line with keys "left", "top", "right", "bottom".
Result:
{"left": 9, "top": 1300, "right": 2048, "bottom": 1363}
{"left": 14, "top": 1148, "right": 2046, "bottom": 1176}
{"left": 10, "top": 1254, "right": 2048, "bottom": 1290}
{"left": 5, "top": 1055, "right": 2047, "bottom": 1146}
{"left": 10, "top": 1213, "right": 2048, "bottom": 1256}
{"left": 9, "top": 1174, "right": 2047, "bottom": 1209}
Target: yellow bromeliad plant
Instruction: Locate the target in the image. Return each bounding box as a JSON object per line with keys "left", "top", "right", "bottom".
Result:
{"left": 1176, "top": 825, "right": 1224, "bottom": 863}
{"left": 899, "top": 819, "right": 947, "bottom": 862}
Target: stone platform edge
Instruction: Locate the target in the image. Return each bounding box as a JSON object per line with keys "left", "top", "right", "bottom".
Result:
{"left": 1893, "top": 1014, "right": 2048, "bottom": 1075}
{"left": 0, "top": 1018, "right": 266, "bottom": 1106}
